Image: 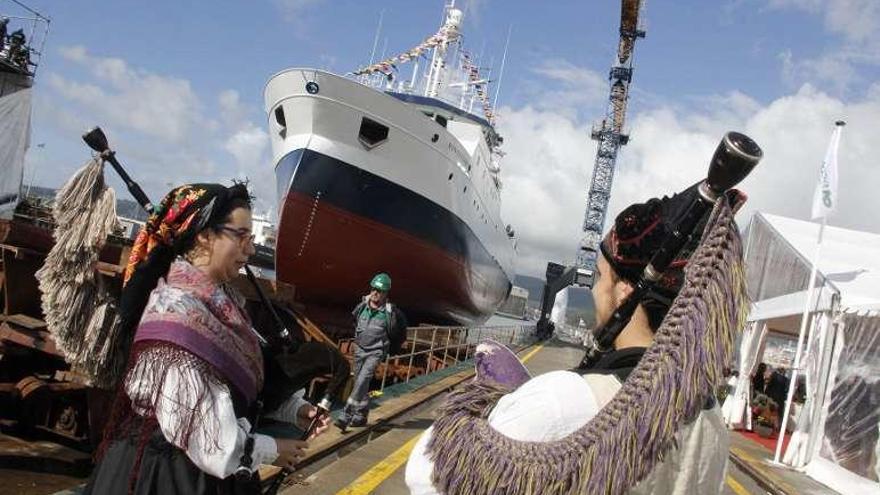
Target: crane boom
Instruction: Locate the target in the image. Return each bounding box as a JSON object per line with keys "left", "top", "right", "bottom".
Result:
{"left": 576, "top": 0, "right": 645, "bottom": 269}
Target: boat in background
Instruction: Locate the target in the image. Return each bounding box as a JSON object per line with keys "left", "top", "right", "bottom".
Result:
{"left": 265, "top": 2, "right": 516, "bottom": 332}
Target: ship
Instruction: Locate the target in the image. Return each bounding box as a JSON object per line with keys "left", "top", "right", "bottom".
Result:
{"left": 264, "top": 2, "right": 516, "bottom": 330}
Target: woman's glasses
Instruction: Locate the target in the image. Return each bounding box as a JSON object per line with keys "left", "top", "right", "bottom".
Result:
{"left": 217, "top": 226, "right": 256, "bottom": 246}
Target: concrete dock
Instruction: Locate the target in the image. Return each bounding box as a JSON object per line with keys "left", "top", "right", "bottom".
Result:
{"left": 36, "top": 339, "right": 840, "bottom": 495}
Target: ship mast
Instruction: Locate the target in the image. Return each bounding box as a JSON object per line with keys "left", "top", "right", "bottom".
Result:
{"left": 424, "top": 1, "right": 462, "bottom": 98}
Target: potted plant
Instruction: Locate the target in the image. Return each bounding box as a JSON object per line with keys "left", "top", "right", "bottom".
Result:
{"left": 751, "top": 394, "right": 777, "bottom": 438}
{"left": 754, "top": 414, "right": 774, "bottom": 438}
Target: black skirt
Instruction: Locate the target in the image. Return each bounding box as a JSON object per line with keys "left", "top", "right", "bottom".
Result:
{"left": 84, "top": 429, "right": 260, "bottom": 495}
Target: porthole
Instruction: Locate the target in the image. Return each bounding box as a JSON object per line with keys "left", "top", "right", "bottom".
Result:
{"left": 448, "top": 173, "right": 453, "bottom": 181}
{"left": 305, "top": 81, "right": 319, "bottom": 94}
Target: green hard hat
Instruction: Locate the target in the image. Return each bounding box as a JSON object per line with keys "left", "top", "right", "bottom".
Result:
{"left": 370, "top": 273, "right": 391, "bottom": 292}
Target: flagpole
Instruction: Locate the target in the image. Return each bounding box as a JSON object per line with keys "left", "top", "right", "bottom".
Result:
{"left": 772, "top": 120, "right": 845, "bottom": 464}
{"left": 773, "top": 216, "right": 825, "bottom": 463}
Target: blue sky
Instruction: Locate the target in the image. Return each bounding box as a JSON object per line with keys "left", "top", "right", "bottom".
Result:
{"left": 13, "top": 0, "right": 880, "bottom": 276}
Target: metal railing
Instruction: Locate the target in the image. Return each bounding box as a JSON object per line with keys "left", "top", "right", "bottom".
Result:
{"left": 339, "top": 324, "right": 537, "bottom": 393}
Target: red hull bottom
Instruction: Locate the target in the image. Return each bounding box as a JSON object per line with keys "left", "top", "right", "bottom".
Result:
{"left": 276, "top": 191, "right": 492, "bottom": 327}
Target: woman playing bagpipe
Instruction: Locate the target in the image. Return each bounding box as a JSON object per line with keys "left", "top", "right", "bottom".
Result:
{"left": 83, "top": 183, "right": 331, "bottom": 494}
{"left": 405, "top": 133, "right": 762, "bottom": 494}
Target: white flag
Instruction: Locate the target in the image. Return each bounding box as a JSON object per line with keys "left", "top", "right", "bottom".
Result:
{"left": 811, "top": 122, "right": 844, "bottom": 220}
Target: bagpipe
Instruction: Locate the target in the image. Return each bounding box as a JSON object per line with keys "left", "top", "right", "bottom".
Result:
{"left": 81, "top": 126, "right": 350, "bottom": 485}
{"left": 577, "top": 131, "right": 763, "bottom": 370}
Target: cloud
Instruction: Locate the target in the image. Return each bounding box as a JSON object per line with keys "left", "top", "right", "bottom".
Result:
{"left": 768, "top": 0, "right": 880, "bottom": 43}
{"left": 523, "top": 59, "right": 608, "bottom": 119}
{"left": 224, "top": 125, "right": 270, "bottom": 175}
{"left": 44, "top": 45, "right": 275, "bottom": 209}
{"left": 219, "top": 89, "right": 249, "bottom": 126}
{"left": 768, "top": 0, "right": 880, "bottom": 92}
{"left": 51, "top": 45, "right": 209, "bottom": 143}
{"left": 497, "top": 62, "right": 880, "bottom": 278}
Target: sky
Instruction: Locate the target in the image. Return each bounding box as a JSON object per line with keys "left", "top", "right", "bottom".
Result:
{"left": 11, "top": 0, "right": 880, "bottom": 278}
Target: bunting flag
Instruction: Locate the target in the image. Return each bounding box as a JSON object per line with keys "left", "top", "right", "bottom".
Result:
{"left": 351, "top": 15, "right": 499, "bottom": 128}
{"left": 352, "top": 26, "right": 459, "bottom": 76}
{"left": 459, "top": 50, "right": 496, "bottom": 126}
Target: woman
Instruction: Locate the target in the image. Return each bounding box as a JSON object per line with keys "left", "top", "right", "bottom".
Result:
{"left": 86, "top": 183, "right": 327, "bottom": 494}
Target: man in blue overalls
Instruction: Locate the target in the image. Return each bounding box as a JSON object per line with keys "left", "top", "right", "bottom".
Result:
{"left": 336, "top": 273, "right": 404, "bottom": 431}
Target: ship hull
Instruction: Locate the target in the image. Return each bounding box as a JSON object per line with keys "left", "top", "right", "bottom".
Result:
{"left": 266, "top": 69, "right": 515, "bottom": 327}
{"left": 276, "top": 148, "right": 511, "bottom": 326}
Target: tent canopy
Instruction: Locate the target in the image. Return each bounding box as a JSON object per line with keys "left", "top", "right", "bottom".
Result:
{"left": 745, "top": 213, "right": 880, "bottom": 328}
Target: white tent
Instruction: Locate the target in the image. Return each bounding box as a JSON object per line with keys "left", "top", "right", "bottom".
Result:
{"left": 722, "top": 212, "right": 880, "bottom": 493}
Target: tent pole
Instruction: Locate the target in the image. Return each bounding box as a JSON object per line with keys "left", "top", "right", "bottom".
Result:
{"left": 773, "top": 217, "right": 826, "bottom": 464}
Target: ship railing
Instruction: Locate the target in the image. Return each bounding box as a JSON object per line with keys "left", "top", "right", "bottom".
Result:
{"left": 375, "top": 324, "right": 537, "bottom": 393}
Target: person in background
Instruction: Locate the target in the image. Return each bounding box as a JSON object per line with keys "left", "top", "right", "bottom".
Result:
{"left": 336, "top": 273, "right": 407, "bottom": 431}
{"left": 752, "top": 362, "right": 768, "bottom": 399}
{"left": 765, "top": 367, "right": 790, "bottom": 428}
{"left": 0, "top": 17, "right": 9, "bottom": 46}
{"left": 85, "top": 184, "right": 329, "bottom": 494}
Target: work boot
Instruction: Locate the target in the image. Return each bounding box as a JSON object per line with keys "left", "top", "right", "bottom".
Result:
{"left": 348, "top": 417, "right": 367, "bottom": 428}
{"left": 334, "top": 418, "right": 349, "bottom": 433}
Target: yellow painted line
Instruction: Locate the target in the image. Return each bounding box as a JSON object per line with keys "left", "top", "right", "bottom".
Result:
{"left": 519, "top": 342, "right": 546, "bottom": 364}
{"left": 336, "top": 434, "right": 422, "bottom": 495}
{"left": 335, "top": 342, "right": 546, "bottom": 494}
{"left": 726, "top": 475, "right": 751, "bottom": 495}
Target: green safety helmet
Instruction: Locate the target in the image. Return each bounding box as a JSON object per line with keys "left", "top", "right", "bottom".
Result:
{"left": 370, "top": 273, "right": 391, "bottom": 292}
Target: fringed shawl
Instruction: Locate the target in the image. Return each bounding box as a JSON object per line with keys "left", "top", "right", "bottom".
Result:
{"left": 426, "top": 198, "right": 750, "bottom": 495}
{"left": 98, "top": 259, "right": 264, "bottom": 479}
{"left": 133, "top": 259, "right": 264, "bottom": 404}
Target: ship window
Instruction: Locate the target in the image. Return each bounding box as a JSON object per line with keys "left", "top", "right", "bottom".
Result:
{"left": 448, "top": 173, "right": 453, "bottom": 181}
{"left": 274, "top": 106, "right": 286, "bottom": 127}
{"left": 359, "top": 117, "right": 389, "bottom": 148}
{"left": 435, "top": 115, "right": 447, "bottom": 127}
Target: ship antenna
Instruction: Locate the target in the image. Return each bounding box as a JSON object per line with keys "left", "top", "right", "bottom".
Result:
{"left": 366, "top": 10, "right": 384, "bottom": 70}
{"left": 492, "top": 24, "right": 512, "bottom": 110}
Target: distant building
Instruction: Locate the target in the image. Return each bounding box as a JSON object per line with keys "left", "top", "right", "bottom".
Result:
{"left": 117, "top": 216, "right": 144, "bottom": 240}
{"left": 496, "top": 285, "right": 529, "bottom": 319}
{"left": 252, "top": 212, "right": 277, "bottom": 248}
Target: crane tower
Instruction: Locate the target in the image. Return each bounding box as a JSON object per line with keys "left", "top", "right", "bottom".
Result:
{"left": 576, "top": 0, "right": 645, "bottom": 269}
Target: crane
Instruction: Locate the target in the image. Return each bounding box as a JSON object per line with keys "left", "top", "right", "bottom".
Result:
{"left": 536, "top": 0, "right": 646, "bottom": 339}
{"left": 576, "top": 0, "right": 645, "bottom": 269}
